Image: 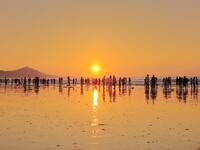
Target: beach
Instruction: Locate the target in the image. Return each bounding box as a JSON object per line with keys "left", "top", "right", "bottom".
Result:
{"left": 0, "top": 84, "right": 200, "bottom": 150}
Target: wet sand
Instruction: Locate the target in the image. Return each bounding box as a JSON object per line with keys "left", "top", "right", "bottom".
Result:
{"left": 0, "top": 85, "right": 200, "bottom": 150}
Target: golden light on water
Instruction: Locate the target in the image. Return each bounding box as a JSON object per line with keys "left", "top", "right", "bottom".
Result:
{"left": 93, "top": 89, "right": 98, "bottom": 106}
{"left": 92, "top": 89, "right": 99, "bottom": 127}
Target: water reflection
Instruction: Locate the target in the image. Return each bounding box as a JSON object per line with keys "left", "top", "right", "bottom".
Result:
{"left": 145, "top": 86, "right": 157, "bottom": 104}
{"left": 80, "top": 85, "right": 84, "bottom": 95}
{"left": 150, "top": 87, "right": 158, "bottom": 101}
{"left": 119, "top": 86, "right": 122, "bottom": 97}
{"left": 0, "top": 85, "right": 199, "bottom": 104}
{"left": 128, "top": 86, "right": 132, "bottom": 96}
{"left": 102, "top": 87, "right": 105, "bottom": 102}
{"left": 122, "top": 86, "right": 127, "bottom": 95}
{"left": 107, "top": 85, "right": 117, "bottom": 102}
{"left": 67, "top": 87, "right": 70, "bottom": 97}
{"left": 176, "top": 87, "right": 188, "bottom": 103}
{"left": 93, "top": 88, "right": 98, "bottom": 107}
{"left": 145, "top": 87, "right": 150, "bottom": 100}
{"left": 59, "top": 85, "right": 63, "bottom": 94}
{"left": 191, "top": 87, "right": 198, "bottom": 100}
{"left": 163, "top": 86, "right": 172, "bottom": 99}
{"left": 91, "top": 88, "right": 99, "bottom": 144}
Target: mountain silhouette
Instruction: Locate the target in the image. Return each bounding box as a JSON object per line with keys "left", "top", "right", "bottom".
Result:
{"left": 0, "top": 67, "right": 57, "bottom": 78}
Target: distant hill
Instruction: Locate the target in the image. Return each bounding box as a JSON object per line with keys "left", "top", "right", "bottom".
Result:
{"left": 0, "top": 67, "right": 58, "bottom": 78}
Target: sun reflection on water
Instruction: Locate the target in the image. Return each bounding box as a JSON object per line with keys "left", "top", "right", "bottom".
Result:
{"left": 93, "top": 89, "right": 98, "bottom": 107}
{"left": 92, "top": 89, "right": 99, "bottom": 127}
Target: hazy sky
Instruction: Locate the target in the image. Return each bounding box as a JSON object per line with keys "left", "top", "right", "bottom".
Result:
{"left": 0, "top": 0, "right": 200, "bottom": 77}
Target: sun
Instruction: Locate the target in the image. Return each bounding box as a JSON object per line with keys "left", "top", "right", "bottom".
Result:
{"left": 92, "top": 65, "right": 100, "bottom": 73}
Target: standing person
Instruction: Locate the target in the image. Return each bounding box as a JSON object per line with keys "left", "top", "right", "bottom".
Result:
{"left": 28, "top": 78, "right": 31, "bottom": 85}
{"left": 119, "top": 77, "right": 122, "bottom": 88}
{"left": 113, "top": 75, "right": 117, "bottom": 88}
{"left": 151, "top": 75, "right": 156, "bottom": 88}
{"left": 183, "top": 76, "right": 188, "bottom": 88}
{"left": 123, "top": 78, "right": 127, "bottom": 86}
{"left": 80, "top": 77, "right": 84, "bottom": 85}
{"left": 163, "top": 78, "right": 166, "bottom": 87}
{"left": 98, "top": 78, "right": 101, "bottom": 86}
{"left": 168, "top": 77, "right": 172, "bottom": 87}
{"left": 192, "top": 77, "right": 196, "bottom": 87}
{"left": 67, "top": 76, "right": 70, "bottom": 86}
{"left": 23, "top": 77, "right": 27, "bottom": 86}
{"left": 109, "top": 75, "right": 113, "bottom": 86}
{"left": 59, "top": 78, "right": 63, "bottom": 85}
{"left": 195, "top": 77, "right": 198, "bottom": 86}
{"left": 102, "top": 75, "right": 106, "bottom": 87}
{"left": 128, "top": 77, "right": 131, "bottom": 86}
{"left": 176, "top": 77, "right": 179, "bottom": 86}
{"left": 145, "top": 74, "right": 150, "bottom": 88}
{"left": 190, "top": 78, "right": 193, "bottom": 87}
{"left": 179, "top": 77, "right": 183, "bottom": 87}
{"left": 5, "top": 77, "right": 7, "bottom": 85}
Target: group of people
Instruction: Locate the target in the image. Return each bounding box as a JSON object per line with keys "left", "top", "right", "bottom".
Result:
{"left": 175, "top": 76, "right": 189, "bottom": 88}
{"left": 0, "top": 75, "right": 199, "bottom": 89}
{"left": 163, "top": 77, "right": 172, "bottom": 87}
{"left": 101, "top": 75, "right": 131, "bottom": 87}
{"left": 79, "top": 75, "right": 131, "bottom": 88}
{"left": 190, "top": 77, "right": 199, "bottom": 87}
{"left": 144, "top": 74, "right": 158, "bottom": 88}
{"left": 0, "top": 77, "right": 56, "bottom": 87}
{"left": 175, "top": 76, "right": 199, "bottom": 88}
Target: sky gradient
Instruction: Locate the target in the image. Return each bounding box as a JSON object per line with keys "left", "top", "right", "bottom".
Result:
{"left": 0, "top": 0, "right": 200, "bottom": 77}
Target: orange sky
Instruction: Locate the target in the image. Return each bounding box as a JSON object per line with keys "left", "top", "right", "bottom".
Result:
{"left": 0, "top": 1, "right": 200, "bottom": 77}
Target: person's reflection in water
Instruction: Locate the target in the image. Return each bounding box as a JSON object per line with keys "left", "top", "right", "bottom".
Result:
{"left": 80, "top": 85, "right": 84, "bottom": 95}
{"left": 176, "top": 86, "right": 188, "bottom": 102}
{"left": 122, "top": 86, "right": 127, "bottom": 95}
{"left": 113, "top": 87, "right": 116, "bottom": 102}
{"left": 34, "top": 86, "right": 39, "bottom": 94}
{"left": 102, "top": 86, "right": 105, "bottom": 103}
{"left": 128, "top": 86, "right": 131, "bottom": 96}
{"left": 67, "top": 87, "right": 70, "bottom": 97}
{"left": 59, "top": 85, "right": 63, "bottom": 94}
{"left": 145, "top": 87, "right": 150, "bottom": 103}
{"left": 191, "top": 86, "right": 198, "bottom": 100}
{"left": 183, "top": 88, "right": 188, "bottom": 103}
{"left": 85, "top": 84, "right": 90, "bottom": 92}
{"left": 23, "top": 85, "right": 27, "bottom": 93}
{"left": 27, "top": 81, "right": 31, "bottom": 91}
{"left": 176, "top": 86, "right": 183, "bottom": 101}
{"left": 119, "top": 86, "right": 122, "bottom": 97}
{"left": 108, "top": 85, "right": 112, "bottom": 102}
{"left": 163, "top": 86, "right": 171, "bottom": 99}
{"left": 150, "top": 86, "right": 157, "bottom": 104}
{"left": 4, "top": 83, "right": 7, "bottom": 92}
{"left": 98, "top": 85, "right": 100, "bottom": 92}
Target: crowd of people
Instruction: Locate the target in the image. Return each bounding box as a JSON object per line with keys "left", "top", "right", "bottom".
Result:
{"left": 175, "top": 76, "right": 199, "bottom": 88}
{"left": 0, "top": 77, "right": 56, "bottom": 87}
{"left": 175, "top": 76, "right": 189, "bottom": 88}
{"left": 0, "top": 75, "right": 199, "bottom": 89}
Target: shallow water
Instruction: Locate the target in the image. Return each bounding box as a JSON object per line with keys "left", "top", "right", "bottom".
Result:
{"left": 0, "top": 85, "right": 200, "bottom": 150}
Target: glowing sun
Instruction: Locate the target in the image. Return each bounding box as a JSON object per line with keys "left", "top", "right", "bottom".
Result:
{"left": 92, "top": 65, "right": 100, "bottom": 73}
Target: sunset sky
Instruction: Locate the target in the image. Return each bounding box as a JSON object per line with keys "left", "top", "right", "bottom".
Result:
{"left": 0, "top": 0, "right": 200, "bottom": 77}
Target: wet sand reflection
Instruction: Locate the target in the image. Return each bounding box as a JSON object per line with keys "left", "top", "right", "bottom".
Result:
{"left": 0, "top": 84, "right": 199, "bottom": 104}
